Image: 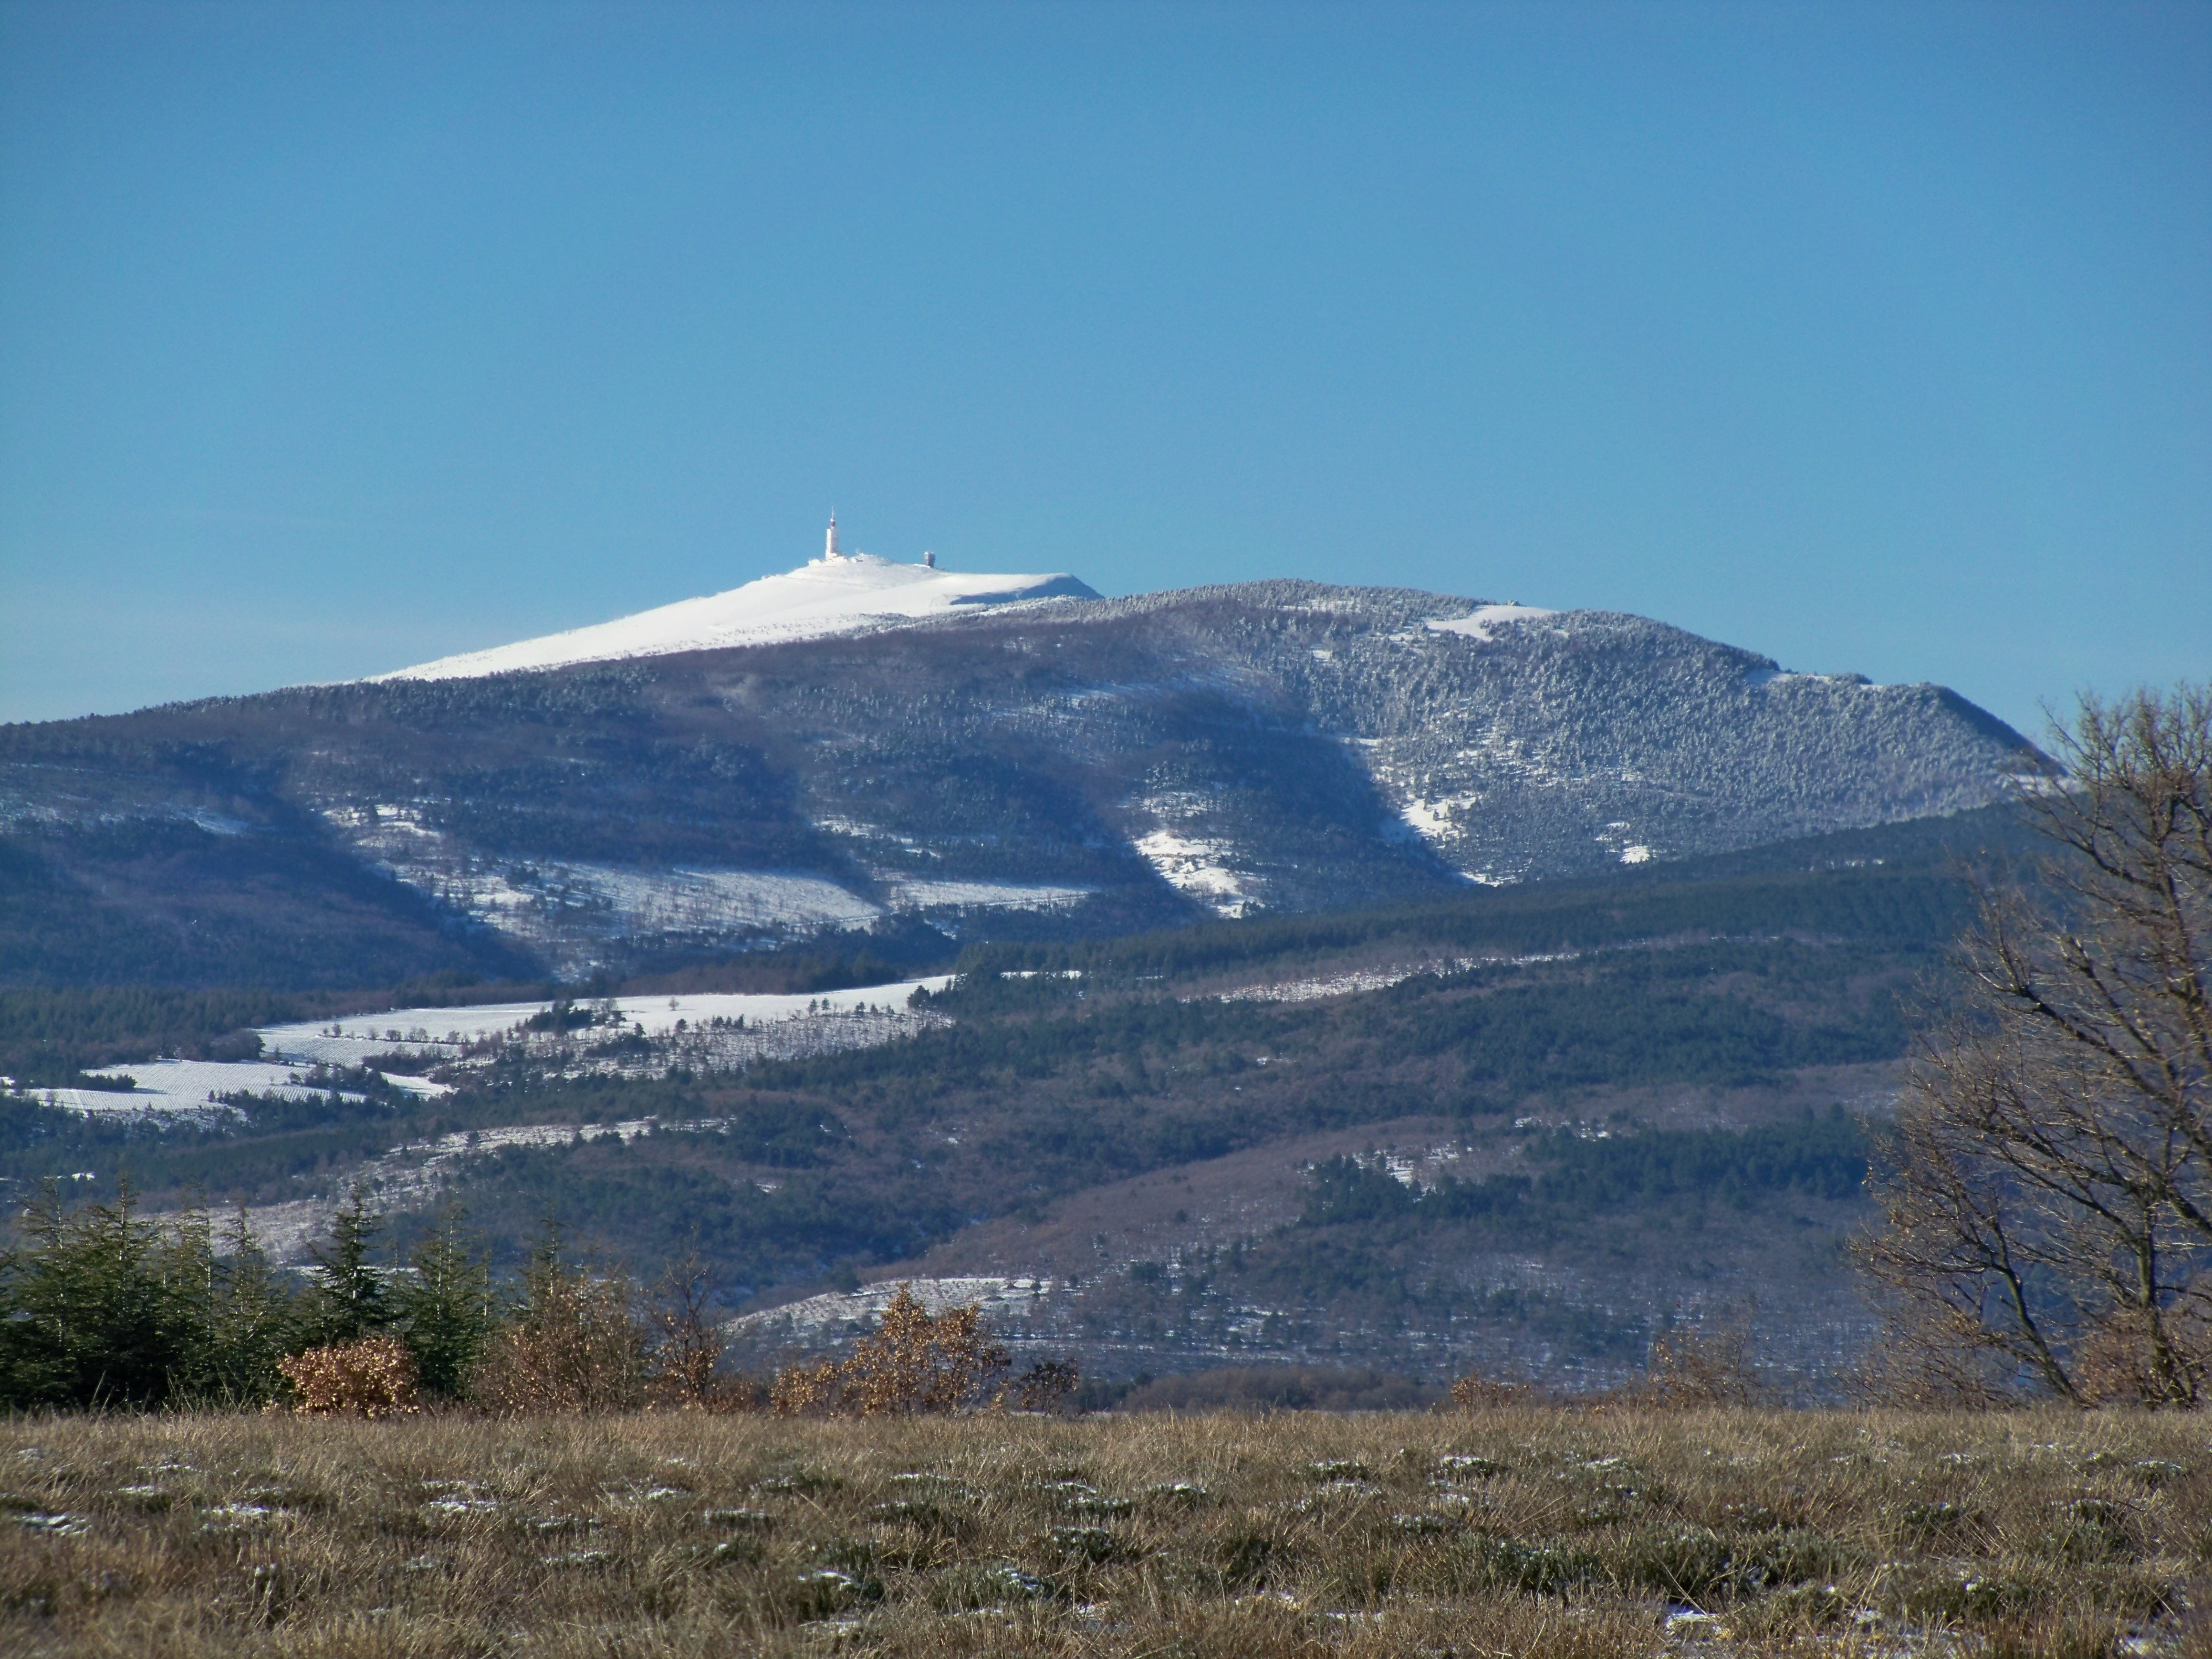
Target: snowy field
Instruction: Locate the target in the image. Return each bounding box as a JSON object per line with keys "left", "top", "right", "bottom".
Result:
{"left": 21, "top": 1058, "right": 424, "bottom": 1122}
{"left": 1209, "top": 962, "right": 1475, "bottom": 1005}
{"left": 1425, "top": 604, "right": 1563, "bottom": 641}
{"left": 1204, "top": 950, "right": 1589, "bottom": 1006}
{"left": 1397, "top": 792, "right": 1480, "bottom": 844}
{"left": 567, "top": 864, "right": 884, "bottom": 933}
{"left": 8, "top": 978, "right": 954, "bottom": 1128}
{"left": 323, "top": 805, "right": 890, "bottom": 945}
{"left": 255, "top": 977, "right": 953, "bottom": 1066}
{"left": 1129, "top": 792, "right": 1254, "bottom": 919}
{"left": 326, "top": 801, "right": 1109, "bottom": 973}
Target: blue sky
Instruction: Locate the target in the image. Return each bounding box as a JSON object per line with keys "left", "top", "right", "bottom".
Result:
{"left": 2, "top": 1, "right": 2205, "bottom": 736}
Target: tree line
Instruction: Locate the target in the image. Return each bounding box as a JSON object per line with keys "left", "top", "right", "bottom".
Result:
{"left": 1299, "top": 1112, "right": 1872, "bottom": 1236}
{"left": 0, "top": 1181, "right": 698, "bottom": 1412}
{"left": 0, "top": 1177, "right": 1079, "bottom": 1418}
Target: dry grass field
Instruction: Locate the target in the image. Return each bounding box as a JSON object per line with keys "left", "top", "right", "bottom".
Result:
{"left": 2, "top": 1408, "right": 2208, "bottom": 1657}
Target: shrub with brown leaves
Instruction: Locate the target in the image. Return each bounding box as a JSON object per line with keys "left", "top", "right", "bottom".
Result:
{"left": 1449, "top": 1368, "right": 1540, "bottom": 1408}
{"left": 770, "top": 1284, "right": 1077, "bottom": 1416}
{"left": 276, "top": 1336, "right": 419, "bottom": 1418}
{"left": 470, "top": 1246, "right": 645, "bottom": 1416}
{"left": 766, "top": 1355, "right": 843, "bottom": 1416}
{"left": 644, "top": 1250, "right": 727, "bottom": 1408}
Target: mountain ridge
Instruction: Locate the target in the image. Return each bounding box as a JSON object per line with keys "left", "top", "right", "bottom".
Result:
{"left": 0, "top": 572, "right": 2041, "bottom": 986}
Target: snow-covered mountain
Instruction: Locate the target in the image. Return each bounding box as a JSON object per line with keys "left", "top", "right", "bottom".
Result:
{"left": 0, "top": 564, "right": 2043, "bottom": 985}
{"left": 380, "top": 531, "right": 1098, "bottom": 682}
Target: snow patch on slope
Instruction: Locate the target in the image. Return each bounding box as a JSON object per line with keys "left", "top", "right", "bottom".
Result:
{"left": 728, "top": 1277, "right": 1058, "bottom": 1343}
{"left": 1399, "top": 792, "right": 1479, "bottom": 844}
{"left": 1134, "top": 828, "right": 1251, "bottom": 917}
{"left": 1426, "top": 604, "right": 1561, "bottom": 641}
{"left": 890, "top": 878, "right": 1098, "bottom": 911}
{"left": 379, "top": 553, "right": 1099, "bottom": 682}
{"left": 1745, "top": 666, "right": 1879, "bottom": 691}
{"left": 1213, "top": 961, "right": 1475, "bottom": 1004}
{"left": 324, "top": 803, "right": 882, "bottom": 961}
{"left": 577, "top": 865, "right": 882, "bottom": 933}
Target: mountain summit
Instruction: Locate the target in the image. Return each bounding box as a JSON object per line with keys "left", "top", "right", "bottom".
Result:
{"left": 380, "top": 520, "right": 1100, "bottom": 682}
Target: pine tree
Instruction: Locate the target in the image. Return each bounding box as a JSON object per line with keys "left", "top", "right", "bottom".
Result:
{"left": 0, "top": 1177, "right": 192, "bottom": 1407}
{"left": 153, "top": 1202, "right": 220, "bottom": 1401}
{"left": 201, "top": 1207, "right": 301, "bottom": 1404}
{"left": 394, "top": 1201, "right": 492, "bottom": 1397}
{"left": 306, "top": 1182, "right": 391, "bottom": 1344}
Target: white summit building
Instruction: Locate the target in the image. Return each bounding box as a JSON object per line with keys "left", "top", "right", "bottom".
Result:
{"left": 380, "top": 519, "right": 1097, "bottom": 683}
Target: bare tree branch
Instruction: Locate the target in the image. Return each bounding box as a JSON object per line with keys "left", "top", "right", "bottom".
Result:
{"left": 1855, "top": 684, "right": 2211, "bottom": 1406}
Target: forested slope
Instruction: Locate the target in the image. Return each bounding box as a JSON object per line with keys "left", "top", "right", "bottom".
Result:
{"left": 0, "top": 808, "right": 2034, "bottom": 1390}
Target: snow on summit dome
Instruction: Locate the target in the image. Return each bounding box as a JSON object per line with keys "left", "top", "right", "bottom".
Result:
{"left": 378, "top": 521, "right": 1099, "bottom": 682}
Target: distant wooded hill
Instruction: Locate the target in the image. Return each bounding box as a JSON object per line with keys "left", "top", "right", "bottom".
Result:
{"left": 1, "top": 807, "right": 2045, "bottom": 1391}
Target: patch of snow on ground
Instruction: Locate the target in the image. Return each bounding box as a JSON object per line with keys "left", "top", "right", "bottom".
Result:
{"left": 379, "top": 1073, "right": 453, "bottom": 1097}
{"left": 889, "top": 878, "right": 1098, "bottom": 911}
{"left": 208, "top": 1117, "right": 739, "bottom": 1262}
{"left": 1133, "top": 828, "right": 1251, "bottom": 918}
{"left": 1133, "top": 805, "right": 1256, "bottom": 925}
{"left": 320, "top": 805, "right": 884, "bottom": 958}
{"left": 367, "top": 805, "right": 439, "bottom": 838}
{"left": 1398, "top": 793, "right": 1479, "bottom": 844}
{"left": 23, "top": 1059, "right": 361, "bottom": 1121}
{"left": 1213, "top": 963, "right": 1473, "bottom": 1004}
{"left": 1619, "top": 844, "right": 1653, "bottom": 864}
{"left": 577, "top": 865, "right": 883, "bottom": 933}
{"left": 116, "top": 980, "right": 956, "bottom": 1255}
{"left": 255, "top": 979, "right": 954, "bottom": 1066}
{"left": 1745, "top": 666, "right": 1880, "bottom": 690}
{"left": 1208, "top": 950, "right": 1582, "bottom": 1006}
{"left": 377, "top": 552, "right": 1098, "bottom": 682}
{"left": 1425, "top": 604, "right": 1562, "bottom": 642}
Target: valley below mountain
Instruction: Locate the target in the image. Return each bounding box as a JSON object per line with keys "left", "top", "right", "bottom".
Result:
{"left": 1, "top": 806, "right": 2038, "bottom": 1395}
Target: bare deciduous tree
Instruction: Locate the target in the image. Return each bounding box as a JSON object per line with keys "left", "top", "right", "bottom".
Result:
{"left": 644, "top": 1249, "right": 726, "bottom": 1407}
{"left": 1856, "top": 684, "right": 2210, "bottom": 1405}
{"left": 1643, "top": 1322, "right": 1765, "bottom": 1407}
